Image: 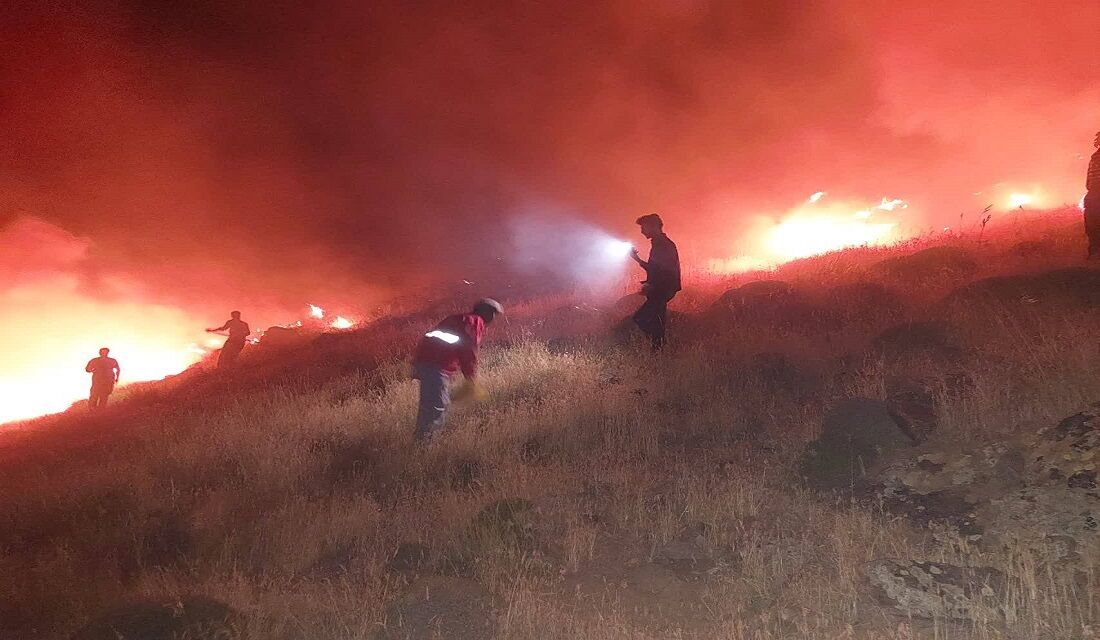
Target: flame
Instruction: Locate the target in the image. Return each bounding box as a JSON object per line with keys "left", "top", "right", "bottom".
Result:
{"left": 0, "top": 281, "right": 210, "bottom": 424}
{"left": 708, "top": 192, "right": 908, "bottom": 273}
{"left": 330, "top": 316, "right": 354, "bottom": 330}
{"left": 766, "top": 216, "right": 897, "bottom": 261}
{"left": 309, "top": 304, "right": 325, "bottom": 319}
{"left": 1008, "top": 192, "right": 1035, "bottom": 208}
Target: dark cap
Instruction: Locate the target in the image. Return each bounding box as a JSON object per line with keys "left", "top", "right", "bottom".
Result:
{"left": 635, "top": 213, "right": 663, "bottom": 227}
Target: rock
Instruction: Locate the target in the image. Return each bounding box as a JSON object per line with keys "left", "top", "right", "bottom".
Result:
{"left": 307, "top": 543, "right": 355, "bottom": 578}
{"left": 873, "top": 246, "right": 977, "bottom": 282}
{"left": 710, "top": 281, "right": 836, "bottom": 331}
{"left": 746, "top": 352, "right": 809, "bottom": 395}
{"left": 863, "top": 559, "right": 1004, "bottom": 621}
{"left": 387, "top": 542, "right": 430, "bottom": 574}
{"left": 973, "top": 406, "right": 1100, "bottom": 547}
{"left": 377, "top": 576, "right": 496, "bottom": 640}
{"left": 872, "top": 321, "right": 964, "bottom": 362}
{"left": 979, "top": 485, "right": 1099, "bottom": 548}
{"left": 825, "top": 281, "right": 906, "bottom": 322}
{"left": 71, "top": 597, "right": 241, "bottom": 640}
{"left": 1030, "top": 407, "right": 1100, "bottom": 486}
{"left": 885, "top": 388, "right": 938, "bottom": 443}
{"left": 652, "top": 529, "right": 717, "bottom": 577}
{"left": 944, "top": 267, "right": 1100, "bottom": 312}
{"left": 800, "top": 398, "right": 913, "bottom": 491}
{"left": 870, "top": 403, "right": 1100, "bottom": 552}
{"left": 873, "top": 443, "right": 1027, "bottom": 539}
{"left": 258, "top": 325, "right": 310, "bottom": 349}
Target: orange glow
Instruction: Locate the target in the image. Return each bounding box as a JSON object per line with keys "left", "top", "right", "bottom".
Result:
{"left": 766, "top": 216, "right": 897, "bottom": 261}
{"left": 330, "top": 316, "right": 354, "bottom": 329}
{"left": 0, "top": 278, "right": 210, "bottom": 424}
{"left": 309, "top": 303, "right": 325, "bottom": 319}
{"left": 1008, "top": 192, "right": 1035, "bottom": 208}
{"left": 708, "top": 193, "right": 909, "bottom": 274}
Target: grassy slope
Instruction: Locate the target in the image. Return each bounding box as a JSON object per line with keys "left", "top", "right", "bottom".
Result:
{"left": 2, "top": 209, "right": 1098, "bottom": 639}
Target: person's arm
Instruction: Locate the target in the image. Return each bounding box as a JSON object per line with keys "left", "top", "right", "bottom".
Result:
{"left": 113, "top": 361, "right": 120, "bottom": 383}
{"left": 207, "top": 320, "right": 230, "bottom": 332}
{"left": 1089, "top": 154, "right": 1100, "bottom": 192}
{"left": 456, "top": 317, "right": 484, "bottom": 379}
{"left": 85, "top": 359, "right": 95, "bottom": 373}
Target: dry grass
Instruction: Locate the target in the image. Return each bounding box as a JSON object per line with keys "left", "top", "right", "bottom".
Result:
{"left": 1, "top": 208, "right": 1099, "bottom": 639}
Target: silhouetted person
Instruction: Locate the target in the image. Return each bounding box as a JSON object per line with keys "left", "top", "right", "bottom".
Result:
{"left": 206, "top": 311, "right": 250, "bottom": 369}
{"left": 630, "top": 214, "right": 681, "bottom": 349}
{"left": 411, "top": 298, "right": 503, "bottom": 440}
{"left": 1086, "top": 131, "right": 1100, "bottom": 259}
{"left": 85, "top": 347, "right": 120, "bottom": 410}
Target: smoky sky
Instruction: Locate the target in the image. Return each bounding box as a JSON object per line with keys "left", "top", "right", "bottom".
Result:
{"left": 2, "top": 0, "right": 1098, "bottom": 312}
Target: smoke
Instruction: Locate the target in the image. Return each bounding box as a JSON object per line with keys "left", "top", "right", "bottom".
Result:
{"left": 2, "top": 0, "right": 1098, "bottom": 306}
{"left": 507, "top": 205, "right": 636, "bottom": 293}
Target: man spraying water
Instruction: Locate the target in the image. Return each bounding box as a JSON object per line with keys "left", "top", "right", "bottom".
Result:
{"left": 630, "top": 214, "right": 681, "bottom": 349}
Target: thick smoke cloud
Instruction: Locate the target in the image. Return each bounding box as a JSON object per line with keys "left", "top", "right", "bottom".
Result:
{"left": 2, "top": 0, "right": 1098, "bottom": 311}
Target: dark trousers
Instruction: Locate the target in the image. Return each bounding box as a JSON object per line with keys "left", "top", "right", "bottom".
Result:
{"left": 413, "top": 363, "right": 451, "bottom": 439}
{"left": 1085, "top": 194, "right": 1100, "bottom": 257}
{"left": 633, "top": 293, "right": 674, "bottom": 349}
{"left": 218, "top": 339, "right": 246, "bottom": 368}
{"left": 89, "top": 381, "right": 113, "bottom": 409}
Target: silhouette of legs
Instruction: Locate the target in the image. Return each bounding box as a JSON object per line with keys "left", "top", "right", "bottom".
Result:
{"left": 1085, "top": 198, "right": 1100, "bottom": 259}
{"left": 413, "top": 363, "right": 450, "bottom": 440}
{"left": 89, "top": 382, "right": 113, "bottom": 409}
{"left": 218, "top": 339, "right": 246, "bottom": 369}
{"left": 633, "top": 294, "right": 672, "bottom": 349}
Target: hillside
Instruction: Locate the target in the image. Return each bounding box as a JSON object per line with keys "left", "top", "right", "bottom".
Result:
{"left": 2, "top": 208, "right": 1099, "bottom": 640}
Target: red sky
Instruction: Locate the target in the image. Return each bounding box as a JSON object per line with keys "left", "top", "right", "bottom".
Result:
{"left": 2, "top": 0, "right": 1098, "bottom": 312}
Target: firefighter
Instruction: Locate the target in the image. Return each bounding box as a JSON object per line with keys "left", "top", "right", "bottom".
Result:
{"left": 1085, "top": 131, "right": 1100, "bottom": 259}
{"left": 206, "top": 310, "right": 251, "bottom": 369}
{"left": 411, "top": 298, "right": 503, "bottom": 440}
{"left": 630, "top": 213, "right": 681, "bottom": 349}
{"left": 85, "top": 347, "right": 120, "bottom": 410}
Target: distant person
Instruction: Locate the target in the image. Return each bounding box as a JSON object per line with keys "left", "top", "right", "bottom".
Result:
{"left": 630, "top": 213, "right": 681, "bottom": 349}
{"left": 411, "top": 298, "right": 503, "bottom": 441}
{"left": 85, "top": 347, "right": 120, "bottom": 410}
{"left": 1086, "top": 131, "right": 1100, "bottom": 259}
{"left": 206, "top": 311, "right": 251, "bottom": 369}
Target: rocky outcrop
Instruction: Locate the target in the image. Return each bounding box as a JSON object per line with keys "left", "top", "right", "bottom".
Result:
{"left": 710, "top": 281, "right": 837, "bottom": 331}
{"left": 376, "top": 576, "right": 496, "bottom": 640}
{"left": 873, "top": 246, "right": 977, "bottom": 282}
{"left": 871, "top": 403, "right": 1100, "bottom": 552}
{"left": 944, "top": 267, "right": 1100, "bottom": 311}
{"left": 800, "top": 398, "right": 915, "bottom": 490}
{"left": 863, "top": 560, "right": 1004, "bottom": 621}
{"left": 71, "top": 597, "right": 241, "bottom": 640}
{"left": 871, "top": 321, "right": 964, "bottom": 363}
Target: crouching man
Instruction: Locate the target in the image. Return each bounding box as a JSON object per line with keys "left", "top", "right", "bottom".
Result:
{"left": 411, "top": 298, "right": 503, "bottom": 440}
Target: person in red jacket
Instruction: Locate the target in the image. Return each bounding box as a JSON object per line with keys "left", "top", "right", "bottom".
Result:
{"left": 411, "top": 298, "right": 503, "bottom": 440}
